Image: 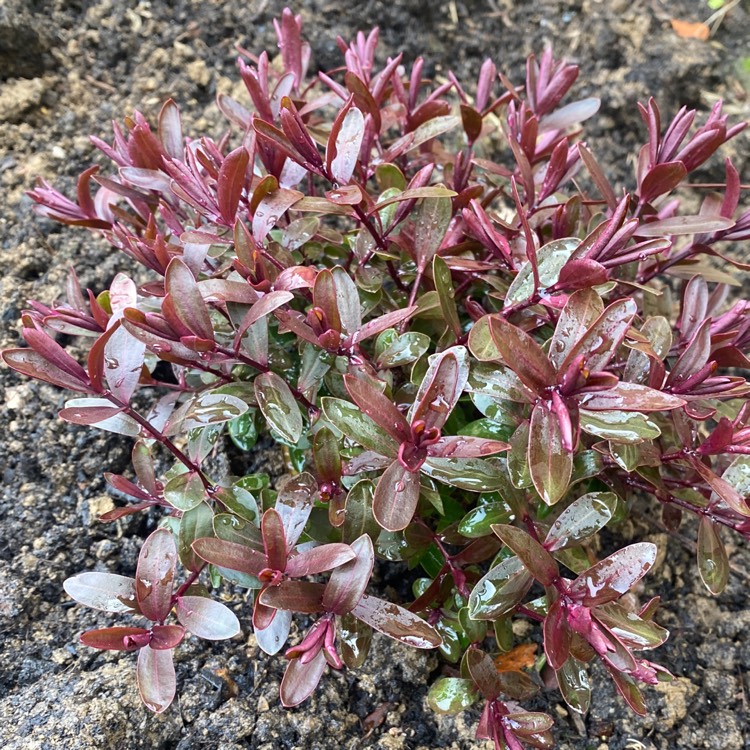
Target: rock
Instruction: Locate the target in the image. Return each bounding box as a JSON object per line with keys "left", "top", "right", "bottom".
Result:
{"left": 0, "top": 78, "right": 48, "bottom": 123}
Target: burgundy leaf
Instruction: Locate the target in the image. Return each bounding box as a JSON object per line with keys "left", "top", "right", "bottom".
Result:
{"left": 488, "top": 317, "right": 555, "bottom": 395}
{"left": 528, "top": 400, "right": 572, "bottom": 505}
{"left": 344, "top": 374, "right": 410, "bottom": 443}
{"left": 149, "top": 624, "right": 186, "bottom": 650}
{"left": 285, "top": 543, "right": 356, "bottom": 578}
{"left": 372, "top": 461, "right": 421, "bottom": 532}
{"left": 81, "top": 626, "right": 148, "bottom": 651}
{"left": 577, "top": 383, "right": 686, "bottom": 411}
{"left": 322, "top": 534, "right": 374, "bottom": 615}
{"left": 136, "top": 528, "right": 177, "bottom": 622}
{"left": 428, "top": 435, "right": 509, "bottom": 458}
{"left": 137, "top": 644, "right": 176, "bottom": 714}
{"left": 491, "top": 524, "right": 559, "bottom": 586}
{"left": 259, "top": 580, "right": 326, "bottom": 613}
{"left": 262, "top": 508, "right": 288, "bottom": 573}
{"left": 543, "top": 598, "right": 571, "bottom": 670}
{"left": 465, "top": 648, "right": 502, "bottom": 700}
{"left": 280, "top": 648, "right": 327, "bottom": 707}
{"left": 164, "top": 258, "right": 214, "bottom": 342}
{"left": 217, "top": 146, "right": 249, "bottom": 225}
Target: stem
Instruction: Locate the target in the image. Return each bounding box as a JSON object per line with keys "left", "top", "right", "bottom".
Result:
{"left": 172, "top": 564, "right": 206, "bottom": 603}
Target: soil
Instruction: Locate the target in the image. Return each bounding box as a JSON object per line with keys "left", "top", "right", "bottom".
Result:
{"left": 1, "top": 1, "right": 749, "bottom": 749}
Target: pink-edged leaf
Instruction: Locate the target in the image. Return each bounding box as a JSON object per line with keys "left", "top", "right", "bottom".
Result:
{"left": 80, "top": 626, "right": 149, "bottom": 651}
{"left": 137, "top": 644, "right": 176, "bottom": 714}
{"left": 543, "top": 598, "right": 571, "bottom": 670}
{"left": 285, "top": 543, "right": 356, "bottom": 578}
{"left": 351, "top": 593, "right": 441, "bottom": 648}
{"left": 559, "top": 298, "right": 637, "bottom": 377}
{"left": 635, "top": 215, "right": 734, "bottom": 237}
{"left": 350, "top": 306, "right": 418, "bottom": 346}
{"left": 325, "top": 183, "right": 363, "bottom": 205}
{"left": 262, "top": 507, "right": 288, "bottom": 572}
{"left": 697, "top": 517, "right": 728, "bottom": 596}
{"left": 327, "top": 99, "right": 365, "bottom": 185}
{"left": 4, "top": 343, "right": 92, "bottom": 393}
{"left": 149, "top": 624, "right": 186, "bottom": 650}
{"left": 607, "top": 668, "right": 647, "bottom": 716}
{"left": 254, "top": 371, "right": 303, "bottom": 444}
{"left": 372, "top": 462, "right": 421, "bottom": 532}
{"left": 59, "top": 397, "right": 141, "bottom": 436}
{"left": 251, "top": 185, "right": 303, "bottom": 243}
{"left": 568, "top": 542, "right": 657, "bottom": 606}
{"left": 256, "top": 607, "right": 292, "bottom": 655}
{"left": 414, "top": 196, "right": 452, "bottom": 272}
{"left": 135, "top": 529, "right": 177, "bottom": 622}
{"left": 63, "top": 572, "right": 137, "bottom": 612}
{"left": 280, "top": 648, "right": 327, "bottom": 707}
{"left": 488, "top": 317, "right": 555, "bottom": 395}
{"left": 274, "top": 472, "right": 317, "bottom": 549}
{"left": 577, "top": 382, "right": 686, "bottom": 411}
{"left": 164, "top": 258, "right": 214, "bottom": 342}
{"left": 175, "top": 595, "right": 241, "bottom": 640}
{"left": 408, "top": 346, "right": 470, "bottom": 432}
{"left": 103, "top": 323, "right": 146, "bottom": 403}
{"left": 428, "top": 435, "right": 509, "bottom": 458}
{"left": 554, "top": 258, "right": 609, "bottom": 290}
{"left": 344, "top": 374, "right": 410, "bottom": 443}
{"left": 217, "top": 146, "right": 249, "bottom": 225}
{"left": 491, "top": 524, "right": 559, "bottom": 586}
{"left": 191, "top": 537, "right": 266, "bottom": 576}
{"left": 549, "top": 289, "right": 604, "bottom": 368}
{"left": 689, "top": 455, "right": 750, "bottom": 517}
{"left": 528, "top": 400, "right": 572, "bottom": 505}
{"left": 259, "top": 580, "right": 326, "bottom": 613}
{"left": 669, "top": 319, "right": 711, "bottom": 387}
{"left": 233, "top": 291, "right": 294, "bottom": 348}
{"left": 158, "top": 99, "right": 183, "bottom": 159}
{"left": 322, "top": 534, "right": 373, "bottom": 615}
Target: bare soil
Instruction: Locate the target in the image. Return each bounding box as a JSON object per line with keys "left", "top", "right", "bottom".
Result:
{"left": 1, "top": 1, "right": 749, "bottom": 748}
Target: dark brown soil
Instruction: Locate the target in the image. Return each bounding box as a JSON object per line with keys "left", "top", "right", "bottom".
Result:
{"left": 1, "top": 1, "right": 749, "bottom": 748}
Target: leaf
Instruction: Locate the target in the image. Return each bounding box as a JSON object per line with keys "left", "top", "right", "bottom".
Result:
{"left": 458, "top": 501, "right": 515, "bottom": 539}
{"left": 80, "top": 626, "right": 149, "bottom": 651}
{"left": 697, "top": 517, "right": 729, "bottom": 595}
{"left": 164, "top": 258, "right": 214, "bottom": 342}
{"left": 274, "top": 472, "right": 318, "bottom": 549}
{"left": 494, "top": 643, "right": 538, "bottom": 672}
{"left": 414, "top": 196, "right": 452, "bottom": 272}
{"left": 528, "top": 400, "right": 572, "bottom": 505}
{"left": 373, "top": 462, "right": 421, "bottom": 532}
{"left": 344, "top": 375, "right": 410, "bottom": 443}
{"left": 217, "top": 147, "right": 249, "bottom": 224}
{"left": 422, "top": 457, "right": 506, "bottom": 491}
{"left": 408, "top": 346, "right": 470, "bottom": 432}
{"left": 577, "top": 383, "right": 685, "bottom": 411}
{"left": 593, "top": 602, "right": 669, "bottom": 649}
{"left": 351, "top": 593, "right": 442, "bottom": 648}
{"left": 327, "top": 101, "right": 364, "bottom": 185}
{"left": 579, "top": 408, "right": 661, "bottom": 443}
{"left": 433, "top": 255, "right": 461, "bottom": 338}
{"left": 137, "top": 645, "right": 176, "bottom": 714}
{"left": 374, "top": 330, "right": 430, "bottom": 368}
{"left": 488, "top": 317, "right": 555, "bottom": 395}
{"left": 178, "top": 501, "right": 214, "bottom": 572}
{"left": 103, "top": 323, "right": 146, "bottom": 404}
{"left": 568, "top": 542, "right": 657, "bottom": 606}
{"left": 285, "top": 543, "right": 356, "bottom": 578}
{"left": 558, "top": 298, "right": 636, "bottom": 377}
{"left": 149, "top": 624, "right": 186, "bottom": 650}
{"left": 466, "top": 362, "right": 534, "bottom": 403}
{"left": 383, "top": 115, "right": 461, "bottom": 160}
{"left": 635, "top": 215, "right": 734, "bottom": 237}
{"left": 2, "top": 348, "right": 94, "bottom": 393}
{"left": 163, "top": 471, "right": 205, "bottom": 512}
{"left": 557, "top": 657, "right": 591, "bottom": 715}
{"left": 543, "top": 598, "right": 571, "bottom": 670}
{"left": 464, "top": 648, "right": 502, "bottom": 700}
{"left": 491, "top": 524, "right": 559, "bottom": 585}
{"left": 63, "top": 572, "right": 137, "bottom": 613}
{"left": 158, "top": 99, "right": 183, "bottom": 158}
{"left": 544, "top": 492, "right": 618, "bottom": 552}
{"left": 322, "top": 534, "right": 373, "bottom": 615}
{"left": 427, "top": 677, "right": 479, "bottom": 714}
{"left": 254, "top": 372, "right": 303, "bottom": 444}
{"left": 505, "top": 237, "right": 579, "bottom": 306}
{"left": 255, "top": 608, "right": 292, "bottom": 656}
{"left": 175, "top": 595, "right": 241, "bottom": 640}
{"left": 549, "top": 289, "right": 604, "bottom": 370}
{"left": 280, "top": 648, "right": 327, "bottom": 707}
{"left": 322, "top": 397, "right": 400, "bottom": 457}
{"left": 135, "top": 528, "right": 177, "bottom": 622}
{"left": 259, "top": 580, "right": 326, "bottom": 613}
{"left": 59, "top": 398, "right": 141, "bottom": 436}
{"left": 468, "top": 556, "right": 534, "bottom": 620}
{"left": 368, "top": 185, "right": 457, "bottom": 213}
{"left": 342, "top": 479, "right": 380, "bottom": 543}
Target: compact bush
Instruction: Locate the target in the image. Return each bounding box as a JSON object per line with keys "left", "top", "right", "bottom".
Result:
{"left": 5, "top": 7, "right": 750, "bottom": 747}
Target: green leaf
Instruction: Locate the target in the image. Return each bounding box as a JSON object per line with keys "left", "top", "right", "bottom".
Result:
{"left": 697, "top": 516, "right": 729, "bottom": 595}
{"left": 427, "top": 677, "right": 479, "bottom": 714}
{"left": 164, "top": 471, "right": 206, "bottom": 512}
{"left": 433, "top": 255, "right": 461, "bottom": 338}
{"left": 178, "top": 501, "right": 215, "bottom": 573}
{"left": 228, "top": 411, "right": 258, "bottom": 451}
{"left": 374, "top": 330, "right": 430, "bottom": 368}
{"left": 505, "top": 237, "right": 579, "bottom": 306}
{"left": 468, "top": 556, "right": 534, "bottom": 620}
{"left": 544, "top": 492, "right": 618, "bottom": 552}
{"left": 458, "top": 501, "right": 515, "bottom": 538}
{"left": 579, "top": 408, "right": 660, "bottom": 443}
{"left": 254, "top": 372, "right": 303, "bottom": 444}
{"left": 422, "top": 457, "right": 506, "bottom": 491}
{"left": 556, "top": 657, "right": 591, "bottom": 715}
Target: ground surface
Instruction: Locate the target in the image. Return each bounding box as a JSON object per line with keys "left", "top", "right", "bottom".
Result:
{"left": 1, "top": 1, "right": 749, "bottom": 748}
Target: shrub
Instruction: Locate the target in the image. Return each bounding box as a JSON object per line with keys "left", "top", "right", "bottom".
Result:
{"left": 4, "top": 7, "right": 750, "bottom": 747}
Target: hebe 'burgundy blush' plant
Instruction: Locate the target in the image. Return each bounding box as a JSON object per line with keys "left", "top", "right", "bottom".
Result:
{"left": 4, "top": 7, "right": 750, "bottom": 744}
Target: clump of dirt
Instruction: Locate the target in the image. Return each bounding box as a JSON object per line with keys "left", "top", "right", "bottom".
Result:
{"left": 1, "top": 1, "right": 748, "bottom": 748}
